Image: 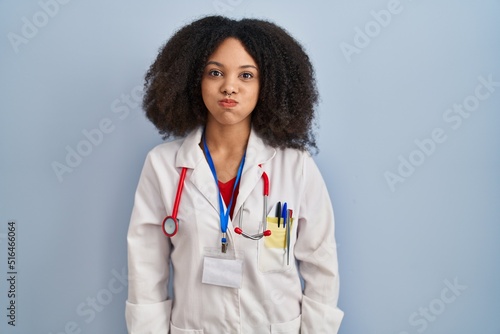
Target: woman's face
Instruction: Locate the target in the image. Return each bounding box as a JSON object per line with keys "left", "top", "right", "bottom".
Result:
{"left": 201, "top": 38, "right": 260, "bottom": 128}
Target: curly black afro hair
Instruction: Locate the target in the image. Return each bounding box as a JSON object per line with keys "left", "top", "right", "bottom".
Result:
{"left": 143, "top": 15, "right": 319, "bottom": 152}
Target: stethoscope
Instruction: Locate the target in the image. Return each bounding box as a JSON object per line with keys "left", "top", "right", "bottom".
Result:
{"left": 234, "top": 170, "right": 271, "bottom": 239}
{"left": 161, "top": 167, "right": 187, "bottom": 238}
{"left": 162, "top": 157, "right": 271, "bottom": 241}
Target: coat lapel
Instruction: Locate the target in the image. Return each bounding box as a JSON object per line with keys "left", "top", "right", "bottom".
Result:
{"left": 175, "top": 127, "right": 220, "bottom": 214}
{"left": 174, "top": 127, "right": 276, "bottom": 222}
{"left": 232, "top": 128, "right": 276, "bottom": 221}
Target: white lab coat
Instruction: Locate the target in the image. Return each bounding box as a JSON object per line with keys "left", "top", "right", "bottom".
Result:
{"left": 126, "top": 127, "right": 344, "bottom": 334}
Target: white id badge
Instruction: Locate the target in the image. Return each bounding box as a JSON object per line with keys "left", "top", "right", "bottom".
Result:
{"left": 202, "top": 257, "right": 243, "bottom": 289}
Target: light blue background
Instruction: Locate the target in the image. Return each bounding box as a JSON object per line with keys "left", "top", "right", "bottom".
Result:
{"left": 1, "top": 0, "right": 499, "bottom": 333}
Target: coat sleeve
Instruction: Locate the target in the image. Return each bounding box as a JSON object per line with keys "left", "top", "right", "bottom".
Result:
{"left": 295, "top": 154, "right": 344, "bottom": 333}
{"left": 126, "top": 151, "right": 172, "bottom": 333}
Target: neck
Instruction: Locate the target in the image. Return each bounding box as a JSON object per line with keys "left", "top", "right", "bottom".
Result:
{"left": 204, "top": 122, "right": 251, "bottom": 155}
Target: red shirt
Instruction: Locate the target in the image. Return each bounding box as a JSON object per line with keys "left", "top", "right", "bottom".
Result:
{"left": 218, "top": 177, "right": 239, "bottom": 219}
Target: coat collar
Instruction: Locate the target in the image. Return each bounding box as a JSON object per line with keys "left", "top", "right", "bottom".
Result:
{"left": 175, "top": 126, "right": 276, "bottom": 221}
{"left": 175, "top": 126, "right": 276, "bottom": 169}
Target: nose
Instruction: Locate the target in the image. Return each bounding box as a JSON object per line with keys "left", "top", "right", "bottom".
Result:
{"left": 220, "top": 76, "right": 238, "bottom": 96}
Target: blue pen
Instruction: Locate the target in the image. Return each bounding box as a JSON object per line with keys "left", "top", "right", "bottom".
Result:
{"left": 281, "top": 202, "right": 287, "bottom": 228}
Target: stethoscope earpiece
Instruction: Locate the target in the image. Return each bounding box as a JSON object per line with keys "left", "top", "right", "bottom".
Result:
{"left": 234, "top": 227, "right": 271, "bottom": 240}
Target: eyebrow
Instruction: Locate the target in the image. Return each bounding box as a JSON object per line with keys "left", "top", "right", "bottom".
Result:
{"left": 205, "top": 61, "right": 258, "bottom": 70}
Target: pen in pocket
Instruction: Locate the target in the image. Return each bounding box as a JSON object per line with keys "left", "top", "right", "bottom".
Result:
{"left": 286, "top": 209, "right": 292, "bottom": 265}
{"left": 275, "top": 201, "right": 281, "bottom": 228}
{"left": 281, "top": 203, "right": 287, "bottom": 229}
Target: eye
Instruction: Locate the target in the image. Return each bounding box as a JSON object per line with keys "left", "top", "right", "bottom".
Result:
{"left": 240, "top": 72, "right": 254, "bottom": 80}
{"left": 208, "top": 70, "right": 223, "bottom": 77}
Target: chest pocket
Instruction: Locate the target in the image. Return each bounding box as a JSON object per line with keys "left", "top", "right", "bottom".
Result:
{"left": 258, "top": 203, "right": 295, "bottom": 273}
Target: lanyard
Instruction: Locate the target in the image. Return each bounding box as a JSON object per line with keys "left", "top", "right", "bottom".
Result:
{"left": 203, "top": 135, "right": 246, "bottom": 247}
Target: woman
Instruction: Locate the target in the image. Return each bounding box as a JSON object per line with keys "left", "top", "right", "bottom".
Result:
{"left": 126, "top": 15, "right": 343, "bottom": 334}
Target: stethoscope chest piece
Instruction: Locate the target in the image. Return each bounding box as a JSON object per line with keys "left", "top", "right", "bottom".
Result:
{"left": 162, "top": 216, "right": 179, "bottom": 237}
{"left": 162, "top": 167, "right": 187, "bottom": 238}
